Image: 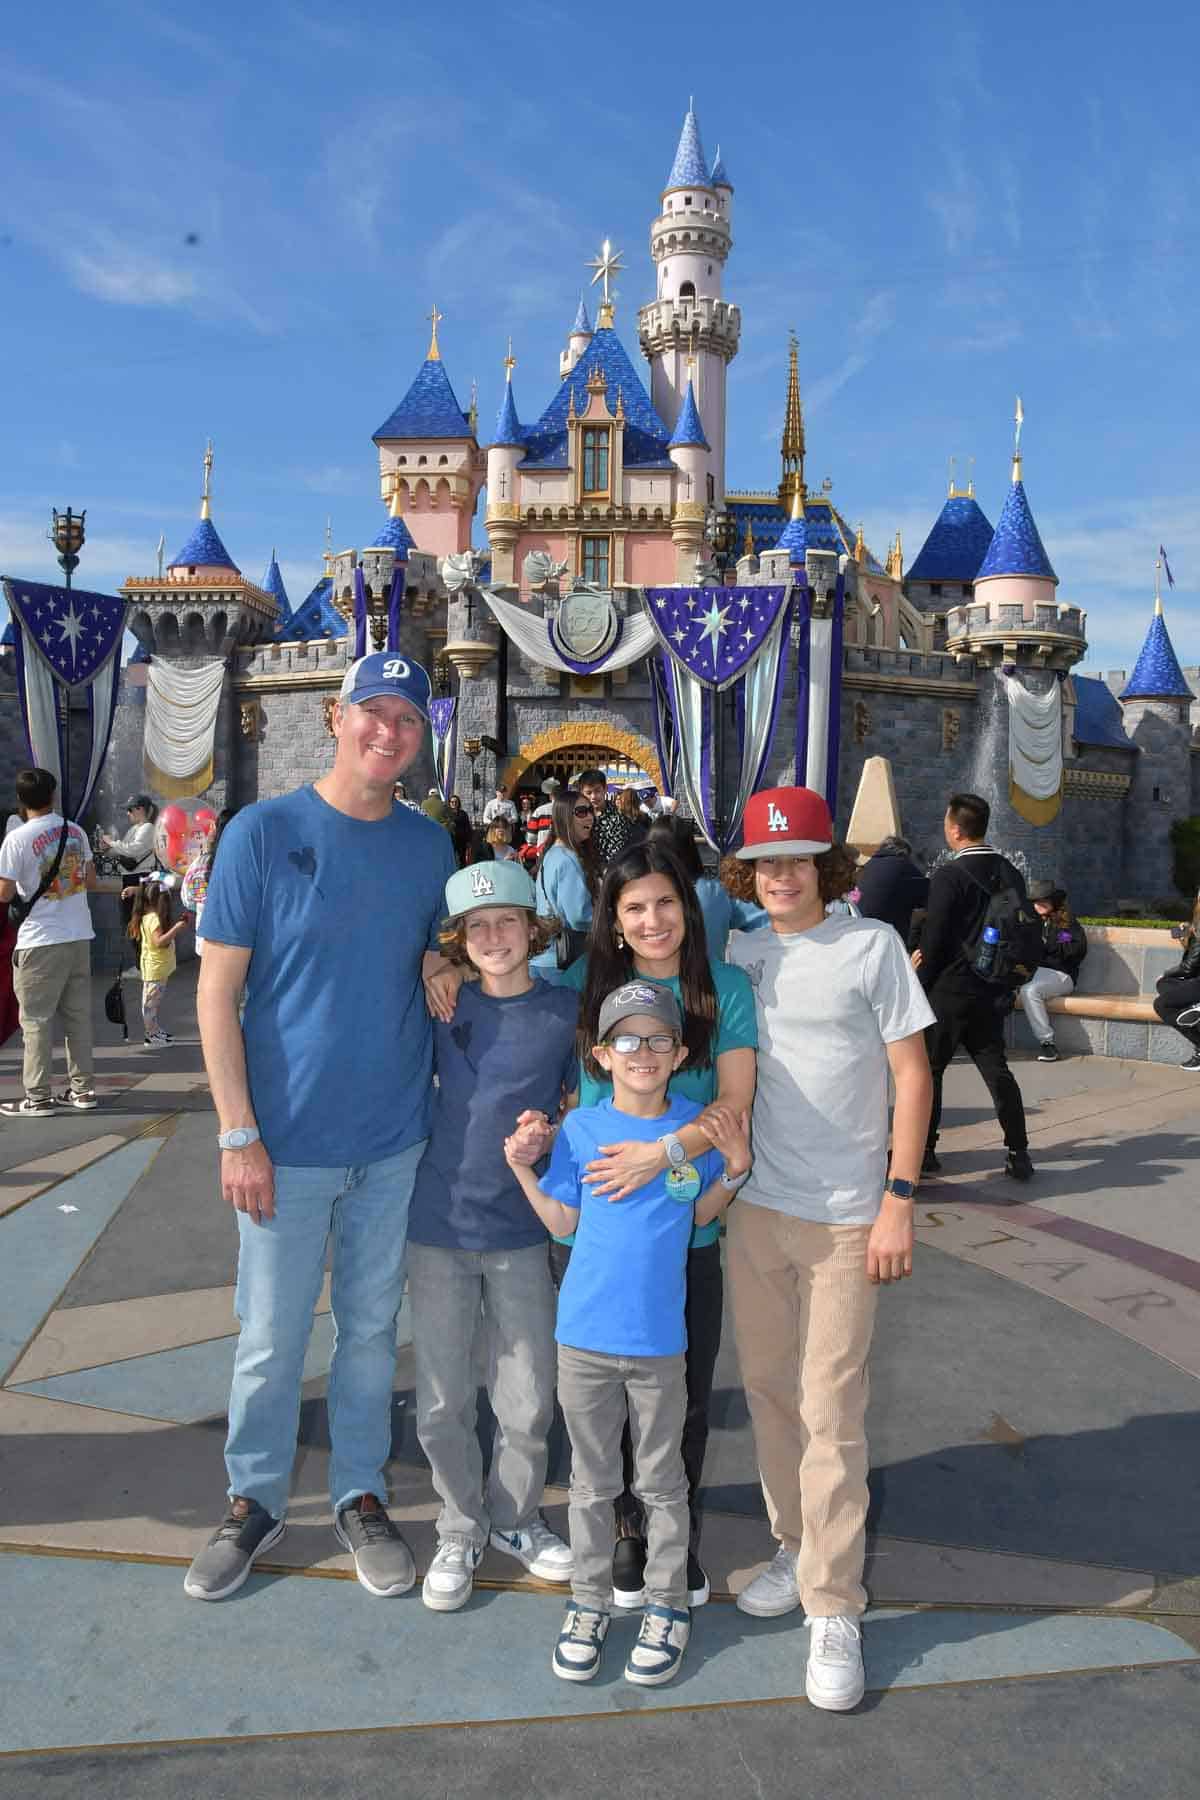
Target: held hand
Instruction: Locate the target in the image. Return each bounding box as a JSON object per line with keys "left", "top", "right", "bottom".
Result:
{"left": 910, "top": 948, "right": 923, "bottom": 970}
{"left": 507, "top": 1110, "right": 552, "bottom": 1166}
{"left": 424, "top": 962, "right": 464, "bottom": 1023}
{"left": 697, "top": 1104, "right": 751, "bottom": 1175}
{"left": 583, "top": 1138, "right": 664, "bottom": 1202}
{"left": 221, "top": 1140, "right": 276, "bottom": 1226}
{"left": 866, "top": 1197, "right": 914, "bottom": 1285}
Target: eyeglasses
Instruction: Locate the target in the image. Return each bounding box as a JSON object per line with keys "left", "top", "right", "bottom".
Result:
{"left": 604, "top": 1032, "right": 678, "bottom": 1054}
{"left": 573, "top": 804, "right": 594, "bottom": 818}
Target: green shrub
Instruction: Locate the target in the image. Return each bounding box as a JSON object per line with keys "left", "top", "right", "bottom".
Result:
{"left": 1170, "top": 816, "right": 1200, "bottom": 898}
{"left": 1079, "top": 917, "right": 1182, "bottom": 930}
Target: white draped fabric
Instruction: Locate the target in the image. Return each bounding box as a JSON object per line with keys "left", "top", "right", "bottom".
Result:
{"left": 144, "top": 657, "right": 226, "bottom": 792}
{"left": 1001, "top": 673, "right": 1063, "bottom": 799}
{"left": 804, "top": 616, "right": 835, "bottom": 801}
{"left": 479, "top": 590, "right": 658, "bottom": 674}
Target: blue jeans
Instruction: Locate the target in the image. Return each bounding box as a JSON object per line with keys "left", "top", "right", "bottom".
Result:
{"left": 224, "top": 1141, "right": 425, "bottom": 1521}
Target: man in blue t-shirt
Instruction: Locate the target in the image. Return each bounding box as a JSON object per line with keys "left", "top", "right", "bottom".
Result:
{"left": 184, "top": 652, "right": 457, "bottom": 1606}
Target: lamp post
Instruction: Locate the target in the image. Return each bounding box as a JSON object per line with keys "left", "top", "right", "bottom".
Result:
{"left": 49, "top": 506, "right": 86, "bottom": 815}
{"left": 462, "top": 736, "right": 483, "bottom": 824}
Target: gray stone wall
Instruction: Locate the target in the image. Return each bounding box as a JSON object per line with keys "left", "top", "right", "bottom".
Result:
{"left": 1120, "top": 699, "right": 1194, "bottom": 902}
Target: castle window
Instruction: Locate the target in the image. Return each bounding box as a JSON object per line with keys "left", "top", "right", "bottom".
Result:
{"left": 929, "top": 582, "right": 943, "bottom": 597}
{"left": 707, "top": 473, "right": 715, "bottom": 505}
{"left": 418, "top": 455, "right": 427, "bottom": 465}
{"left": 582, "top": 536, "right": 610, "bottom": 586}
{"left": 582, "top": 427, "right": 610, "bottom": 495}
{"left": 439, "top": 454, "right": 449, "bottom": 465}
{"left": 707, "top": 264, "right": 713, "bottom": 275}
{"left": 962, "top": 582, "right": 973, "bottom": 597}
{"left": 679, "top": 281, "right": 696, "bottom": 302}
{"left": 684, "top": 195, "right": 692, "bottom": 206}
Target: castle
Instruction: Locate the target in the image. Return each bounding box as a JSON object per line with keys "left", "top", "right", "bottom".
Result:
{"left": 2, "top": 104, "right": 1197, "bottom": 926}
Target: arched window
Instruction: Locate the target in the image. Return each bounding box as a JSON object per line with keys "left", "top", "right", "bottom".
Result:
{"left": 679, "top": 280, "right": 696, "bottom": 302}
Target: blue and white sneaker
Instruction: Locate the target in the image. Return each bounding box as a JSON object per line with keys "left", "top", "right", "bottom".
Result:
{"left": 552, "top": 1604, "right": 610, "bottom": 1682}
{"left": 489, "top": 1517, "right": 573, "bottom": 1581}
{"left": 624, "top": 1603, "right": 690, "bottom": 1686}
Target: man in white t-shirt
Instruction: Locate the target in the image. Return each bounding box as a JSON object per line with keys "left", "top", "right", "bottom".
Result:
{"left": 0, "top": 768, "right": 98, "bottom": 1117}
{"left": 723, "top": 786, "right": 933, "bottom": 1713}
{"left": 482, "top": 786, "right": 518, "bottom": 828}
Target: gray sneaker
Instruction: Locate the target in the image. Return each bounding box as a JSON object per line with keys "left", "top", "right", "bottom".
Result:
{"left": 183, "top": 1497, "right": 285, "bottom": 1601}
{"left": 334, "top": 1495, "right": 415, "bottom": 1596}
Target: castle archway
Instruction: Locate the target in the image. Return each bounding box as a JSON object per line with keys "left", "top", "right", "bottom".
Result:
{"left": 501, "top": 721, "right": 662, "bottom": 797}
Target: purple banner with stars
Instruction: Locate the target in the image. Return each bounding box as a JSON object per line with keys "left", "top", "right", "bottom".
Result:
{"left": 3, "top": 578, "right": 127, "bottom": 689}
{"left": 645, "top": 586, "right": 790, "bottom": 691}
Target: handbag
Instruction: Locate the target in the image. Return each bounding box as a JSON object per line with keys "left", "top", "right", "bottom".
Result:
{"left": 8, "top": 819, "right": 71, "bottom": 929}
{"left": 536, "top": 863, "right": 591, "bottom": 970}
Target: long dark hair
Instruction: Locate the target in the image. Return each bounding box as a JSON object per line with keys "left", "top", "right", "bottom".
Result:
{"left": 128, "top": 878, "right": 173, "bottom": 940}
{"left": 537, "top": 789, "right": 602, "bottom": 898}
{"left": 648, "top": 815, "right": 703, "bottom": 881}
{"left": 577, "top": 839, "right": 716, "bottom": 1076}
{"left": 201, "top": 807, "right": 236, "bottom": 876}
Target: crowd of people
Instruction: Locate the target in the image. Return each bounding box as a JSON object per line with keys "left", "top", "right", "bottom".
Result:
{"left": 2, "top": 649, "right": 1199, "bottom": 1708}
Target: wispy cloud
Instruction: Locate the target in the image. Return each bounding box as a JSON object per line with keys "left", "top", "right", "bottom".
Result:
{"left": 67, "top": 238, "right": 197, "bottom": 308}
{"left": 805, "top": 289, "right": 896, "bottom": 417}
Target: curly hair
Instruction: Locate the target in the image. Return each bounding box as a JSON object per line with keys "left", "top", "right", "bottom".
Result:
{"left": 437, "top": 909, "right": 559, "bottom": 967}
{"left": 738, "top": 842, "right": 859, "bottom": 905}
{"left": 719, "top": 854, "right": 757, "bottom": 902}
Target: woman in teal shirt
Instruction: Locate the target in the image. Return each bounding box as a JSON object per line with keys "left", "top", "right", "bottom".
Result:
{"left": 556, "top": 837, "right": 757, "bottom": 1609}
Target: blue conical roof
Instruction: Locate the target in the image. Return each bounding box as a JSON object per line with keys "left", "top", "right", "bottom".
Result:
{"left": 169, "top": 516, "right": 238, "bottom": 571}
{"left": 571, "top": 293, "right": 591, "bottom": 334}
{"left": 519, "top": 327, "right": 673, "bottom": 471}
{"left": 372, "top": 512, "right": 416, "bottom": 554}
{"left": 776, "top": 509, "right": 808, "bottom": 561}
{"left": 260, "top": 552, "right": 290, "bottom": 611}
{"left": 279, "top": 575, "right": 345, "bottom": 642}
{"left": 1120, "top": 608, "right": 1193, "bottom": 700}
{"left": 907, "top": 493, "right": 995, "bottom": 583}
{"left": 976, "top": 478, "right": 1056, "bottom": 582}
{"left": 492, "top": 378, "right": 525, "bottom": 448}
{"left": 374, "top": 357, "right": 473, "bottom": 440}
{"left": 667, "top": 105, "right": 710, "bottom": 189}
{"left": 668, "top": 378, "right": 709, "bottom": 449}
{"left": 710, "top": 144, "right": 732, "bottom": 189}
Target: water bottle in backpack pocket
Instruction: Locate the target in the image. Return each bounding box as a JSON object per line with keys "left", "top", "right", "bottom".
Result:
{"left": 962, "top": 869, "right": 1043, "bottom": 989}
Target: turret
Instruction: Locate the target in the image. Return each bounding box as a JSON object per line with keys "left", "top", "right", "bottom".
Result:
{"left": 1118, "top": 574, "right": 1196, "bottom": 900}
{"left": 560, "top": 294, "right": 593, "bottom": 377}
{"left": 373, "top": 308, "right": 485, "bottom": 560}
{"left": 485, "top": 342, "right": 525, "bottom": 586}
{"left": 638, "top": 102, "right": 740, "bottom": 505}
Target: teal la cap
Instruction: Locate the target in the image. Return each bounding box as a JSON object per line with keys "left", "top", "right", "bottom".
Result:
{"left": 444, "top": 859, "right": 537, "bottom": 918}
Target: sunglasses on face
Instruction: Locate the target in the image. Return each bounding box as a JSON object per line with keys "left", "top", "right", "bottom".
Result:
{"left": 573, "top": 804, "right": 594, "bottom": 818}
{"left": 604, "top": 1032, "right": 678, "bottom": 1055}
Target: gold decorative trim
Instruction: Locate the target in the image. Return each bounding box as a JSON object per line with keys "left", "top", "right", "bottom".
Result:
{"left": 501, "top": 721, "right": 662, "bottom": 793}
{"left": 233, "top": 671, "right": 345, "bottom": 693}
{"left": 1063, "top": 768, "right": 1132, "bottom": 798}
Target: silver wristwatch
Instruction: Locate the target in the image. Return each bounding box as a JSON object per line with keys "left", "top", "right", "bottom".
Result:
{"left": 659, "top": 1131, "right": 688, "bottom": 1169}
{"left": 218, "top": 1125, "right": 261, "bottom": 1151}
{"left": 720, "top": 1168, "right": 749, "bottom": 1191}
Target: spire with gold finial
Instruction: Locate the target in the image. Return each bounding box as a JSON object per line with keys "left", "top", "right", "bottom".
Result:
{"left": 854, "top": 521, "right": 866, "bottom": 563}
{"left": 200, "top": 438, "right": 214, "bottom": 520}
{"left": 427, "top": 304, "right": 444, "bottom": 362}
{"left": 779, "top": 332, "right": 806, "bottom": 507}
{"left": 886, "top": 530, "right": 903, "bottom": 580}
{"left": 742, "top": 518, "right": 755, "bottom": 558}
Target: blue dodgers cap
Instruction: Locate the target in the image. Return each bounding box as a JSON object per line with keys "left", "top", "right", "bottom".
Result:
{"left": 444, "top": 860, "right": 537, "bottom": 917}
{"left": 339, "top": 652, "right": 432, "bottom": 719}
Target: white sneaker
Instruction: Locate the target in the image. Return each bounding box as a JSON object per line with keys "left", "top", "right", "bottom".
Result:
{"left": 624, "top": 1603, "right": 690, "bottom": 1687}
{"left": 490, "top": 1517, "right": 573, "bottom": 1581}
{"left": 552, "top": 1605, "right": 610, "bottom": 1682}
{"left": 805, "top": 1614, "right": 865, "bottom": 1712}
{"left": 422, "top": 1536, "right": 482, "bottom": 1612}
{"left": 736, "top": 1544, "right": 800, "bottom": 1617}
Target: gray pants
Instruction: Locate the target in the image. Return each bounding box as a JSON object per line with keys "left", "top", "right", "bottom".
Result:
{"left": 408, "top": 1241, "right": 557, "bottom": 1546}
{"left": 12, "top": 939, "right": 93, "bottom": 1102}
{"left": 557, "top": 1343, "right": 689, "bottom": 1610}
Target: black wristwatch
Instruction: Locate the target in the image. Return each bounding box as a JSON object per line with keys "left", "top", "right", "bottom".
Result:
{"left": 885, "top": 1177, "right": 916, "bottom": 1200}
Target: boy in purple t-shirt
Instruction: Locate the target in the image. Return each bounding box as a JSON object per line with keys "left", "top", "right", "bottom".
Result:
{"left": 407, "top": 860, "right": 578, "bottom": 1613}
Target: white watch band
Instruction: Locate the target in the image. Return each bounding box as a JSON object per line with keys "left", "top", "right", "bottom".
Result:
{"left": 218, "top": 1125, "right": 261, "bottom": 1152}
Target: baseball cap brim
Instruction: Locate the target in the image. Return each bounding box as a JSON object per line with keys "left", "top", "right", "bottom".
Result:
{"left": 341, "top": 681, "right": 429, "bottom": 717}
{"left": 736, "top": 836, "right": 831, "bottom": 859}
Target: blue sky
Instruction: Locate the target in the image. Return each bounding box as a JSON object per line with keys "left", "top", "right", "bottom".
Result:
{"left": 2, "top": 0, "right": 1197, "bottom": 676}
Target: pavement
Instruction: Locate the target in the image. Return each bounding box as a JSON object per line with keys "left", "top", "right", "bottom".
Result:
{"left": 1, "top": 965, "right": 1197, "bottom": 1798}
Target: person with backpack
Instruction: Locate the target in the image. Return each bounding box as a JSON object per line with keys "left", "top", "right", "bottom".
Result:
{"left": 915, "top": 792, "right": 1036, "bottom": 1182}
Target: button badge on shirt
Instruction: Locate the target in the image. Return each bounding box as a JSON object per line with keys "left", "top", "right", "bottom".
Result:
{"left": 665, "top": 1162, "right": 702, "bottom": 1203}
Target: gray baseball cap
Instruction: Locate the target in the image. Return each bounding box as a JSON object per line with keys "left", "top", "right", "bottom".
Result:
{"left": 597, "top": 981, "right": 682, "bottom": 1041}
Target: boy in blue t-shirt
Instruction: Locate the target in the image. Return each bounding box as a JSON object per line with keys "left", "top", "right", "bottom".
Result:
{"left": 407, "top": 860, "right": 579, "bottom": 1613}
{"left": 506, "top": 981, "right": 750, "bottom": 1688}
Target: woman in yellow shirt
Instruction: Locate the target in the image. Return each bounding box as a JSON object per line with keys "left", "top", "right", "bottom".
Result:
{"left": 128, "top": 877, "right": 188, "bottom": 1047}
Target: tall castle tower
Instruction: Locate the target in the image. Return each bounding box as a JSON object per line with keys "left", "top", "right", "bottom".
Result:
{"left": 638, "top": 104, "right": 740, "bottom": 508}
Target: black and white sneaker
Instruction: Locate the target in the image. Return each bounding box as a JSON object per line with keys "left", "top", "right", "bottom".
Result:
{"left": 1181, "top": 1051, "right": 1200, "bottom": 1072}
{"left": 184, "top": 1497, "right": 285, "bottom": 1601}
{"left": 612, "top": 1533, "right": 647, "bottom": 1608}
{"left": 1036, "top": 1042, "right": 1060, "bottom": 1063}
{"left": 0, "top": 1096, "right": 56, "bottom": 1118}
{"left": 1005, "top": 1149, "right": 1035, "bottom": 1182}
{"left": 687, "top": 1550, "right": 710, "bottom": 1607}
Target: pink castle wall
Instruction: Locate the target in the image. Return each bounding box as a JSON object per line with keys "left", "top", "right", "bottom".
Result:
{"left": 625, "top": 535, "right": 677, "bottom": 586}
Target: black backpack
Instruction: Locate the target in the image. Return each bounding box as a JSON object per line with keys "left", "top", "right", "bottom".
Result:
{"left": 960, "top": 863, "right": 1043, "bottom": 989}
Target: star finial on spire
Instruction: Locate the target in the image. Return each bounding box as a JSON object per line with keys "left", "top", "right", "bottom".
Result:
{"left": 504, "top": 335, "right": 516, "bottom": 381}
{"left": 1013, "top": 394, "right": 1024, "bottom": 481}
{"left": 587, "top": 238, "right": 624, "bottom": 319}
{"left": 201, "top": 438, "right": 214, "bottom": 519}
{"left": 427, "top": 304, "right": 444, "bottom": 361}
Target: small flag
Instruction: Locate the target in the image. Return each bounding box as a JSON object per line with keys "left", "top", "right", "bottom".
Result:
{"left": 1158, "top": 545, "right": 1175, "bottom": 588}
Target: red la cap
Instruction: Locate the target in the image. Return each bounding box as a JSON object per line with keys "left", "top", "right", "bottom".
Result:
{"left": 736, "top": 786, "right": 833, "bottom": 859}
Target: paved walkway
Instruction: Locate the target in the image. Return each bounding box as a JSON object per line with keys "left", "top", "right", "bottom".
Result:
{"left": 0, "top": 967, "right": 1197, "bottom": 1797}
